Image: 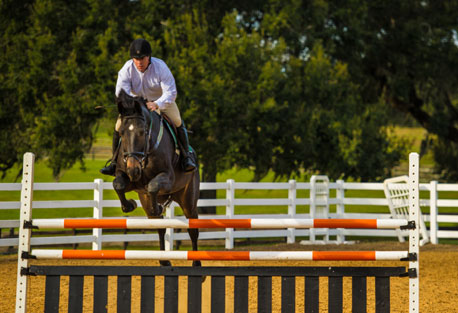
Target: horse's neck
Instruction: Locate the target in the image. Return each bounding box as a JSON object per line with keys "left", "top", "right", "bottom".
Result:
{"left": 148, "top": 111, "right": 160, "bottom": 130}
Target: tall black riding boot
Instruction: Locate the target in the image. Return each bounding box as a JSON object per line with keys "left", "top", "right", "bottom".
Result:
{"left": 176, "top": 123, "right": 197, "bottom": 172}
{"left": 100, "top": 130, "right": 120, "bottom": 176}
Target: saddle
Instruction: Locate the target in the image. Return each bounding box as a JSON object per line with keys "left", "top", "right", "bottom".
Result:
{"left": 160, "top": 113, "right": 180, "bottom": 155}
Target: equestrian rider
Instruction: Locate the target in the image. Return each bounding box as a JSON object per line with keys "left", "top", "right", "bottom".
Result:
{"left": 100, "top": 38, "right": 197, "bottom": 175}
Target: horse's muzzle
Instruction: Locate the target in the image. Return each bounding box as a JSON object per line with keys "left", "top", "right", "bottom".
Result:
{"left": 126, "top": 158, "right": 142, "bottom": 182}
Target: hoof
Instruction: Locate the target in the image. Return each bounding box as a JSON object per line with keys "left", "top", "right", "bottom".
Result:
{"left": 160, "top": 260, "right": 172, "bottom": 267}
{"left": 192, "top": 260, "right": 202, "bottom": 267}
{"left": 122, "top": 199, "right": 137, "bottom": 213}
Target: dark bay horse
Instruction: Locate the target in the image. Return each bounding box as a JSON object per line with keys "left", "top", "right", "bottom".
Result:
{"left": 113, "top": 90, "right": 200, "bottom": 266}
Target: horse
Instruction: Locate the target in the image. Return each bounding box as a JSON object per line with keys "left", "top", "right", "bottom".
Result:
{"left": 112, "top": 89, "right": 200, "bottom": 266}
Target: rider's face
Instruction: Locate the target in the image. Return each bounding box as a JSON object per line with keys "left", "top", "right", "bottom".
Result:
{"left": 133, "top": 56, "right": 150, "bottom": 73}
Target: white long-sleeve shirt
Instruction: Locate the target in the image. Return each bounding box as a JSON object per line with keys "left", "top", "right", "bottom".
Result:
{"left": 115, "top": 57, "right": 177, "bottom": 110}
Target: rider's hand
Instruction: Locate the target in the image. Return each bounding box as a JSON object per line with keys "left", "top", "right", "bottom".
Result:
{"left": 146, "top": 101, "right": 159, "bottom": 111}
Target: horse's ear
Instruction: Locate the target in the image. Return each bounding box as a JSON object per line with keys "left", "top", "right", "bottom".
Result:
{"left": 116, "top": 96, "right": 124, "bottom": 115}
{"left": 116, "top": 89, "right": 128, "bottom": 115}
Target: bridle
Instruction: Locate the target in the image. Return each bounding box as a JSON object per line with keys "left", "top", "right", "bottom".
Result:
{"left": 122, "top": 111, "right": 164, "bottom": 168}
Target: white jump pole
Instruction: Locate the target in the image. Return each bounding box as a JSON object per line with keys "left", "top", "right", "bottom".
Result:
{"left": 409, "top": 152, "right": 420, "bottom": 313}
{"left": 15, "top": 152, "right": 34, "bottom": 313}
{"left": 29, "top": 218, "right": 409, "bottom": 229}
{"left": 30, "top": 249, "right": 409, "bottom": 261}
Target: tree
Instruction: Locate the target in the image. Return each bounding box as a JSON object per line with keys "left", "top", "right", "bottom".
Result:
{"left": 0, "top": 0, "right": 34, "bottom": 177}
{"left": 0, "top": 0, "right": 410, "bottom": 185}
{"left": 0, "top": 0, "right": 134, "bottom": 178}
{"left": 250, "top": 43, "right": 407, "bottom": 181}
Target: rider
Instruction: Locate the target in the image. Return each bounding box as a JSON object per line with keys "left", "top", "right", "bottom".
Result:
{"left": 100, "top": 38, "right": 197, "bottom": 175}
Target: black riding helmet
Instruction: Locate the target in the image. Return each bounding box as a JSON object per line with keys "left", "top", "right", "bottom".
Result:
{"left": 129, "top": 38, "right": 152, "bottom": 59}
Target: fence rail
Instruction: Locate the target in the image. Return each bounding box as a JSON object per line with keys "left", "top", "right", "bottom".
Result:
{"left": 1, "top": 178, "right": 457, "bottom": 249}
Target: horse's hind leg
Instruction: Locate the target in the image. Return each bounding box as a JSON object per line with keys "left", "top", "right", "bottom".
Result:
{"left": 176, "top": 173, "right": 201, "bottom": 267}
{"left": 187, "top": 228, "right": 200, "bottom": 267}
{"left": 138, "top": 193, "right": 171, "bottom": 266}
{"left": 179, "top": 205, "right": 200, "bottom": 267}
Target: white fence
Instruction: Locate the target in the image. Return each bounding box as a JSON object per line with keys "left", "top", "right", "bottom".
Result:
{"left": 1, "top": 178, "right": 457, "bottom": 250}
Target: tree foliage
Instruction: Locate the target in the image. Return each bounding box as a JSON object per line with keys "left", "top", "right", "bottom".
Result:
{"left": 262, "top": 0, "right": 458, "bottom": 180}
{"left": 163, "top": 9, "right": 406, "bottom": 182}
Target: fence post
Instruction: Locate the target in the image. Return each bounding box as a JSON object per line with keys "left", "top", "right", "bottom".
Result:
{"left": 92, "top": 179, "right": 103, "bottom": 250}
{"left": 336, "top": 179, "right": 345, "bottom": 244}
{"left": 15, "top": 152, "right": 34, "bottom": 313}
{"left": 165, "top": 203, "right": 175, "bottom": 251}
{"left": 226, "top": 179, "right": 235, "bottom": 249}
{"left": 309, "top": 175, "right": 330, "bottom": 243}
{"left": 309, "top": 177, "right": 316, "bottom": 243}
{"left": 287, "top": 180, "right": 296, "bottom": 244}
{"left": 429, "top": 181, "right": 438, "bottom": 244}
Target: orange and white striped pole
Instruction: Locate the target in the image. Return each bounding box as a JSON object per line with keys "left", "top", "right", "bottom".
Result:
{"left": 30, "top": 249, "right": 409, "bottom": 261}
{"left": 30, "top": 218, "right": 408, "bottom": 229}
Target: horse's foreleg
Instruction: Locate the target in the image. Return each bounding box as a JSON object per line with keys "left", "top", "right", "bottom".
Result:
{"left": 113, "top": 174, "right": 137, "bottom": 213}
{"left": 139, "top": 190, "right": 171, "bottom": 267}
{"left": 147, "top": 172, "right": 172, "bottom": 216}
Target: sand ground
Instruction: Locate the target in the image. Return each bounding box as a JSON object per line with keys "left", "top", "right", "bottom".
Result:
{"left": 1, "top": 242, "right": 457, "bottom": 313}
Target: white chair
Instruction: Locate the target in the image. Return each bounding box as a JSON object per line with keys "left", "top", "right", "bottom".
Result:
{"left": 383, "top": 175, "right": 430, "bottom": 245}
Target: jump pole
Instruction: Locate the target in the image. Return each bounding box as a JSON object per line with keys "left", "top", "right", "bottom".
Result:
{"left": 15, "top": 152, "right": 34, "bottom": 313}
{"left": 28, "top": 218, "right": 409, "bottom": 229}
{"left": 409, "top": 152, "right": 420, "bottom": 313}
{"left": 30, "top": 249, "right": 410, "bottom": 261}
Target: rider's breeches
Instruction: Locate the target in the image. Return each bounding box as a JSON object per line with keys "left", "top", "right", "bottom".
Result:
{"left": 160, "top": 101, "right": 182, "bottom": 127}
{"left": 114, "top": 101, "right": 182, "bottom": 132}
